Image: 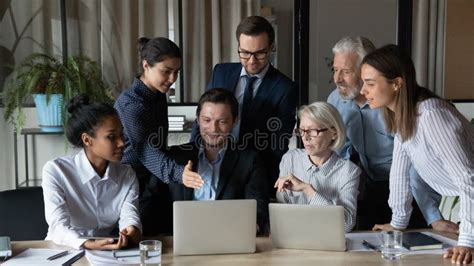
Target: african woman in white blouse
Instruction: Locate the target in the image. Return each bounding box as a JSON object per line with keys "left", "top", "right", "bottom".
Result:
{"left": 361, "top": 44, "right": 474, "bottom": 264}
{"left": 274, "top": 102, "right": 361, "bottom": 232}
{"left": 42, "top": 95, "right": 142, "bottom": 250}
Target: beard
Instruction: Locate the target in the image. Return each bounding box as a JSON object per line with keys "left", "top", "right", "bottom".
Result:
{"left": 336, "top": 83, "right": 361, "bottom": 101}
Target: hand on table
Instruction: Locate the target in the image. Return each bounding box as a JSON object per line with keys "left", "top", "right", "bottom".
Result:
{"left": 83, "top": 232, "right": 127, "bottom": 250}
{"left": 372, "top": 223, "right": 396, "bottom": 231}
{"left": 121, "top": 225, "right": 141, "bottom": 245}
{"left": 444, "top": 246, "right": 473, "bottom": 264}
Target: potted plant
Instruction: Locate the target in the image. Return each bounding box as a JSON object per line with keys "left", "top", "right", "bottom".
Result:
{"left": 2, "top": 53, "right": 113, "bottom": 132}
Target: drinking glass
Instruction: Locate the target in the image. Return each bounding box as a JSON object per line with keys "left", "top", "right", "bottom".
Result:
{"left": 381, "top": 230, "right": 403, "bottom": 260}
{"left": 139, "top": 239, "right": 161, "bottom": 266}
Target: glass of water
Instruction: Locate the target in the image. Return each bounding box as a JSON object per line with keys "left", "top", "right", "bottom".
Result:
{"left": 139, "top": 239, "right": 161, "bottom": 266}
{"left": 381, "top": 230, "right": 403, "bottom": 260}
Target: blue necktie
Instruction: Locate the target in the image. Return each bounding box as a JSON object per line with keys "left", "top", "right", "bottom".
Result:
{"left": 241, "top": 75, "right": 258, "bottom": 120}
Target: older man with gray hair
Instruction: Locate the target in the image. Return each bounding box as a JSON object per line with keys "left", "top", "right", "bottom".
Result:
{"left": 327, "top": 36, "right": 457, "bottom": 233}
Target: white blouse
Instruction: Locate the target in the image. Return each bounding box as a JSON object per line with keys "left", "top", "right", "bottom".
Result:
{"left": 42, "top": 149, "right": 142, "bottom": 249}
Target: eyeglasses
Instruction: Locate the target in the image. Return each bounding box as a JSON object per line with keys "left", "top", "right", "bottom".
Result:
{"left": 237, "top": 49, "right": 269, "bottom": 60}
{"left": 294, "top": 128, "right": 329, "bottom": 137}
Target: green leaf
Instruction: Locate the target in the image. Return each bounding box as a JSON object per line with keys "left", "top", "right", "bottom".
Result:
{"left": 2, "top": 52, "right": 113, "bottom": 132}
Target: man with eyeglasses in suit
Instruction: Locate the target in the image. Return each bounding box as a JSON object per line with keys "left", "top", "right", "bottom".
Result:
{"left": 192, "top": 15, "right": 297, "bottom": 193}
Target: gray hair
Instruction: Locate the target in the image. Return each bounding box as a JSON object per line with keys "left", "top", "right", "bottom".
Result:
{"left": 297, "top": 102, "right": 346, "bottom": 151}
{"left": 332, "top": 36, "right": 375, "bottom": 67}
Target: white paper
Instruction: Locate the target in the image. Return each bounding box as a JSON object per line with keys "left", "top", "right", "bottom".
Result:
{"left": 86, "top": 249, "right": 161, "bottom": 265}
{"left": 346, "top": 231, "right": 383, "bottom": 252}
{"left": 346, "top": 231, "right": 455, "bottom": 255}
{"left": 3, "top": 248, "right": 83, "bottom": 265}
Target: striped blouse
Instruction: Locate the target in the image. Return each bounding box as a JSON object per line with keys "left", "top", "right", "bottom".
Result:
{"left": 276, "top": 149, "right": 361, "bottom": 232}
{"left": 389, "top": 98, "right": 474, "bottom": 247}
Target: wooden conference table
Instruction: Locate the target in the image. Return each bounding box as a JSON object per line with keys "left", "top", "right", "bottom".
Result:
{"left": 10, "top": 234, "right": 458, "bottom": 265}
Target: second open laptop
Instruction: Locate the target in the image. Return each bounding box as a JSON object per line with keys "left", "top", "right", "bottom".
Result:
{"left": 269, "top": 204, "right": 346, "bottom": 251}
{"left": 173, "top": 199, "right": 257, "bottom": 255}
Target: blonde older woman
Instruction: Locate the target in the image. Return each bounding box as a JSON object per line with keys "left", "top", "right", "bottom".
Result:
{"left": 275, "top": 102, "right": 361, "bottom": 232}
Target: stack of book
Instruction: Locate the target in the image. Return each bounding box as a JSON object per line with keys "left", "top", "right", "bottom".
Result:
{"left": 168, "top": 115, "right": 186, "bottom": 131}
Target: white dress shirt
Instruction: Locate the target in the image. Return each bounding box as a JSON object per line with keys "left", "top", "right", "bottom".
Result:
{"left": 42, "top": 149, "right": 142, "bottom": 249}
{"left": 389, "top": 98, "right": 474, "bottom": 247}
{"left": 276, "top": 149, "right": 361, "bottom": 232}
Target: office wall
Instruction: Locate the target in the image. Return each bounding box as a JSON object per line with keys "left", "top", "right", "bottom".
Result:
{"left": 454, "top": 103, "right": 474, "bottom": 121}
{"left": 444, "top": 0, "right": 474, "bottom": 100}
{"left": 261, "top": 0, "right": 294, "bottom": 79}
{"left": 0, "top": 108, "right": 69, "bottom": 191}
{"left": 308, "top": 0, "right": 397, "bottom": 102}
{"left": 0, "top": 108, "right": 15, "bottom": 190}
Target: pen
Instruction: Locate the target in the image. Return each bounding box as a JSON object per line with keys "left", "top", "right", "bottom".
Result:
{"left": 47, "top": 250, "right": 69, "bottom": 260}
{"left": 362, "top": 240, "right": 380, "bottom": 252}
{"left": 64, "top": 250, "right": 85, "bottom": 265}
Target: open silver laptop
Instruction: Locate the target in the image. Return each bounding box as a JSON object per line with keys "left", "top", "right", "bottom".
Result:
{"left": 173, "top": 199, "right": 256, "bottom": 255}
{"left": 269, "top": 204, "right": 346, "bottom": 251}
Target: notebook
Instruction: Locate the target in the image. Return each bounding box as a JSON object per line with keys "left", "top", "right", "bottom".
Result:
{"left": 84, "top": 249, "right": 161, "bottom": 264}
{"left": 269, "top": 204, "right": 346, "bottom": 251}
{"left": 173, "top": 199, "right": 256, "bottom": 255}
{"left": 113, "top": 248, "right": 160, "bottom": 258}
{"left": 402, "top": 232, "right": 443, "bottom": 251}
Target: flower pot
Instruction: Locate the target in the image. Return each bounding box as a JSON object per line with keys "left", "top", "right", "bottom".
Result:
{"left": 32, "top": 94, "right": 64, "bottom": 132}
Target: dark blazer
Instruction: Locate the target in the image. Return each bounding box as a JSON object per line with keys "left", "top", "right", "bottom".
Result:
{"left": 192, "top": 63, "right": 297, "bottom": 189}
{"left": 167, "top": 142, "right": 269, "bottom": 233}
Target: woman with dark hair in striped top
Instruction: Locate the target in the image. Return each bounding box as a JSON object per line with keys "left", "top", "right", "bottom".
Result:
{"left": 361, "top": 44, "right": 474, "bottom": 264}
